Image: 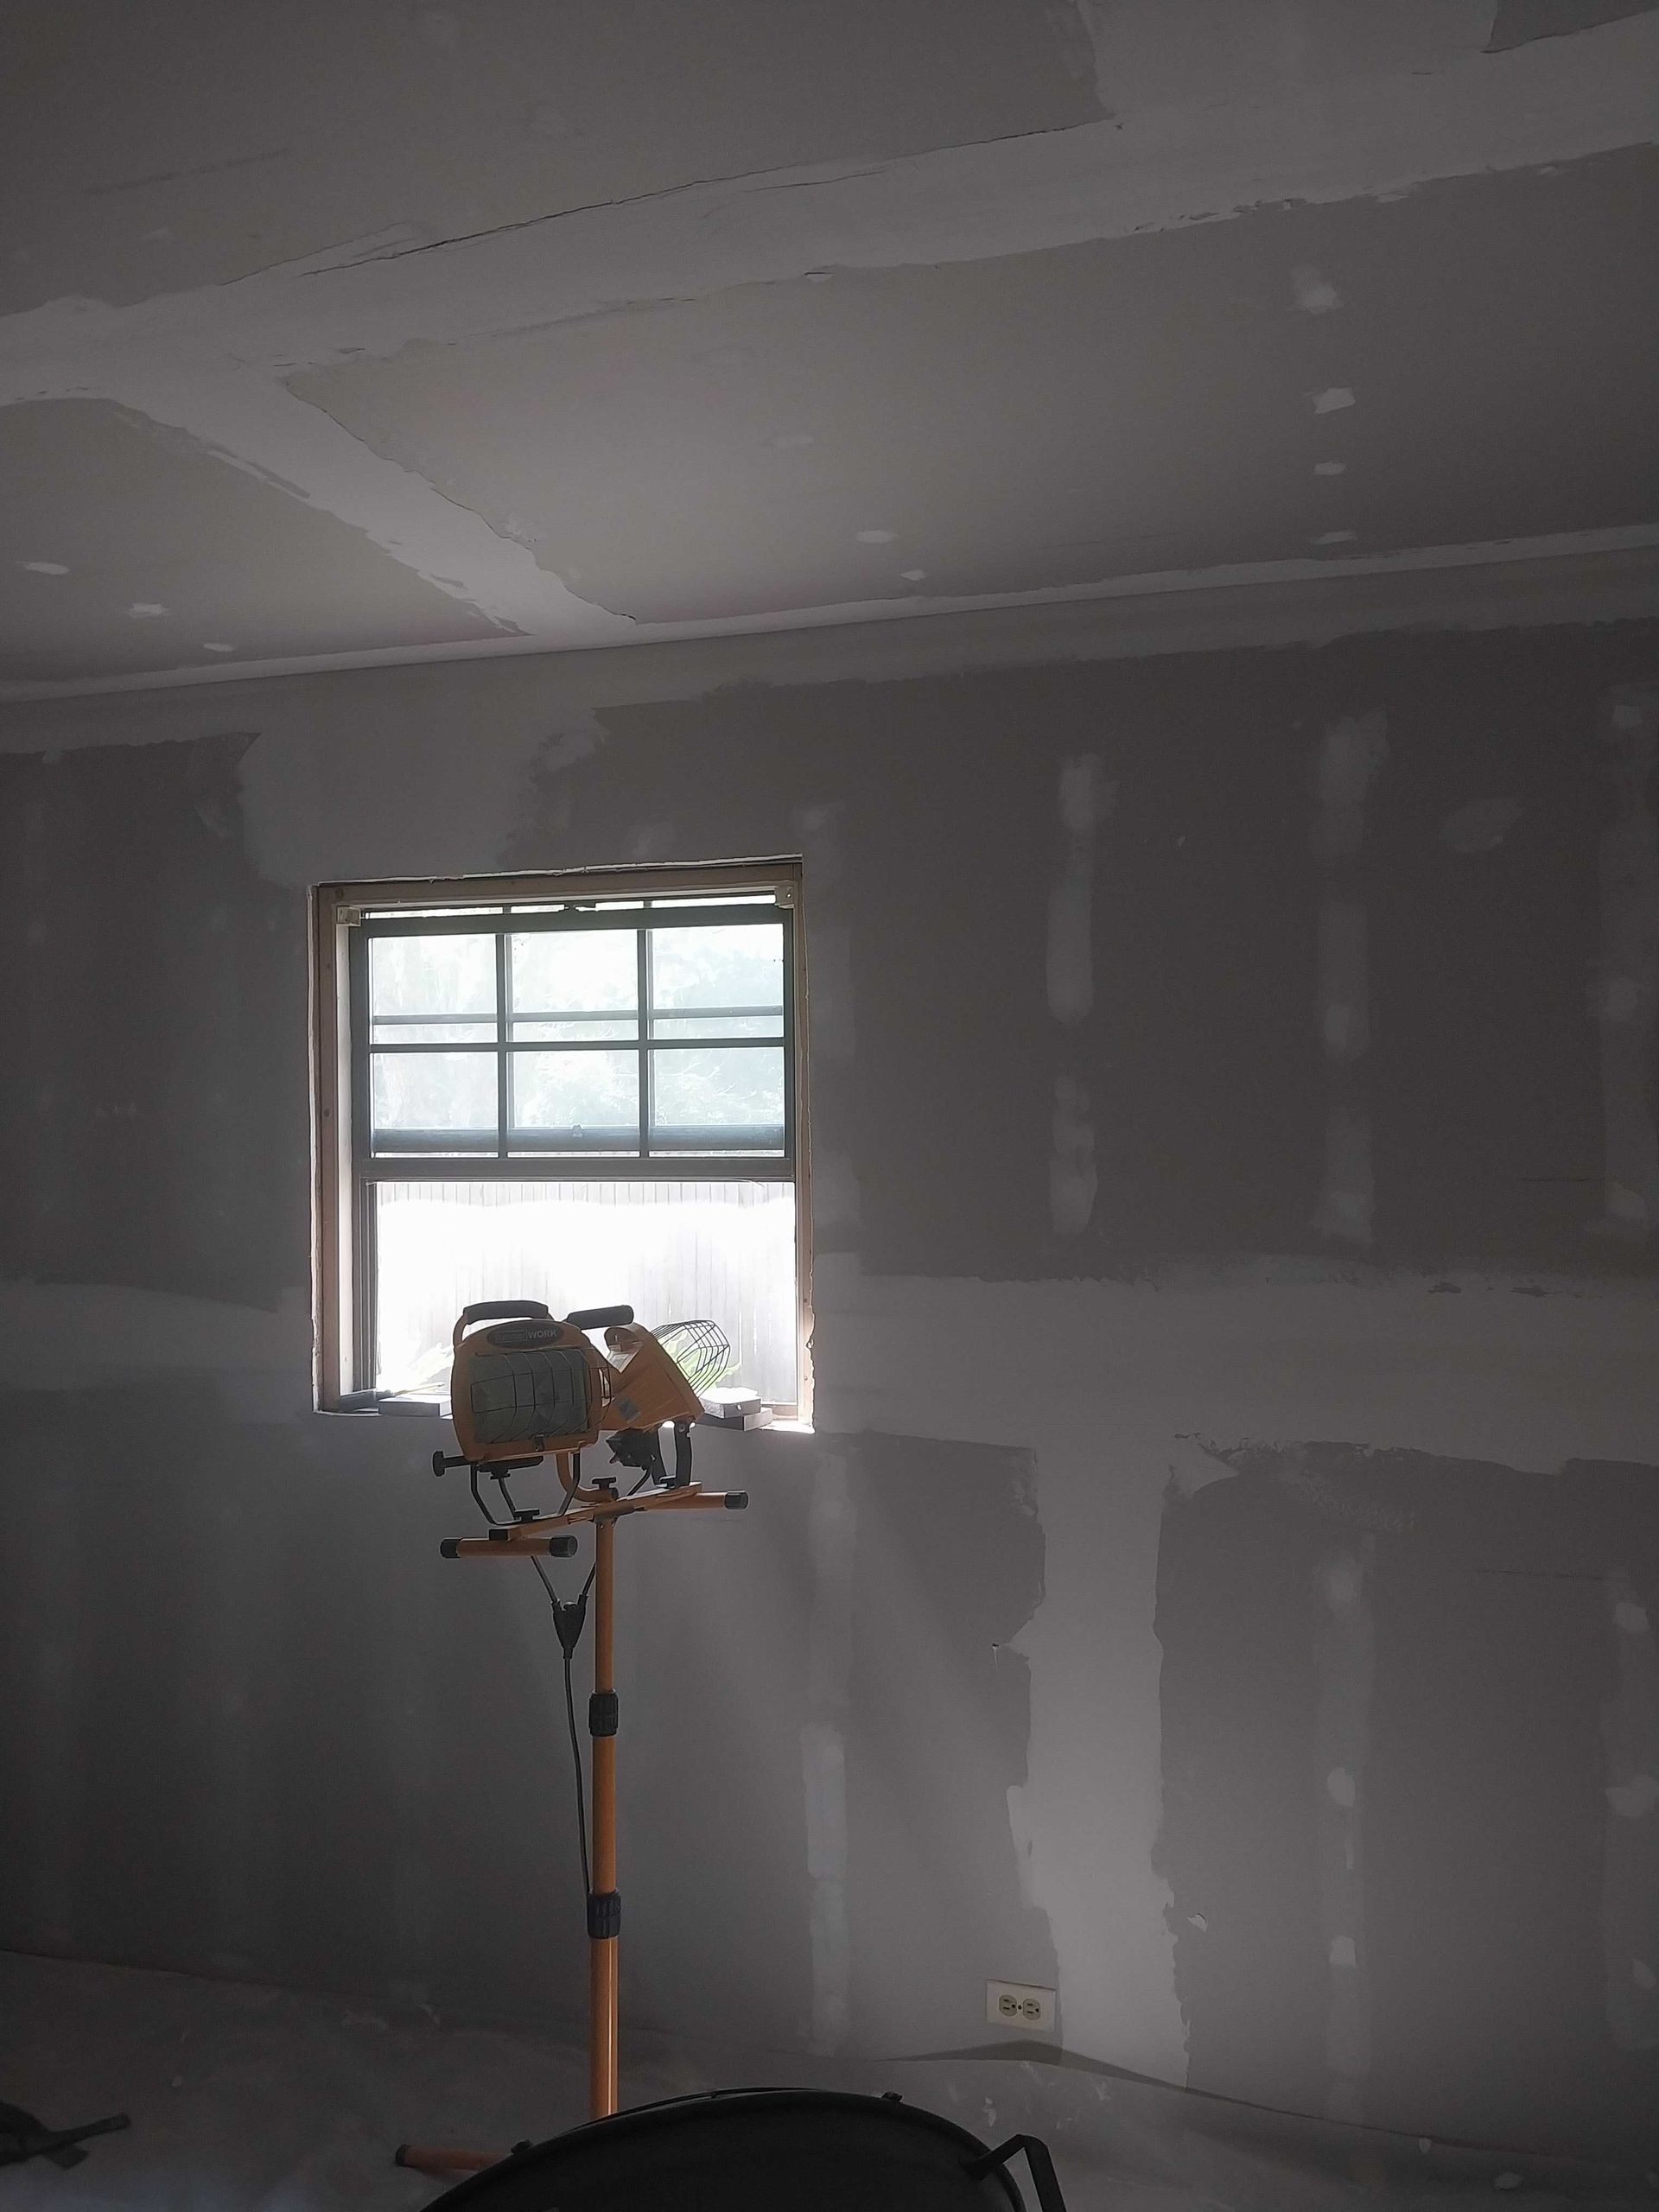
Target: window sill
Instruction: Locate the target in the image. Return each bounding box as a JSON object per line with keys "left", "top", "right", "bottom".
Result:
{"left": 317, "top": 1395, "right": 813, "bottom": 1435}
{"left": 377, "top": 1393, "right": 451, "bottom": 1419}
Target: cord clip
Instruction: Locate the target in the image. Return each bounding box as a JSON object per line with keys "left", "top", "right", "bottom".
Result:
{"left": 586, "top": 1891, "right": 621, "bottom": 1940}
{"left": 588, "top": 1690, "right": 619, "bottom": 1738}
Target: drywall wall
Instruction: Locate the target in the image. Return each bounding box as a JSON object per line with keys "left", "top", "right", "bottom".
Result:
{"left": 1, "top": 607, "right": 1656, "bottom": 2168}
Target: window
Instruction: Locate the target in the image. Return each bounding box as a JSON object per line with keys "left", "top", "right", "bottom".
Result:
{"left": 312, "top": 861, "right": 808, "bottom": 1416}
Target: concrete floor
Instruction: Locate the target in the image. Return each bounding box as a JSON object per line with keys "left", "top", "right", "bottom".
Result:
{"left": 0, "top": 1951, "right": 1649, "bottom": 2210}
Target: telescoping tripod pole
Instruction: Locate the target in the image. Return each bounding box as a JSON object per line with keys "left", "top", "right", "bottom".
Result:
{"left": 397, "top": 1454, "right": 747, "bottom": 2177}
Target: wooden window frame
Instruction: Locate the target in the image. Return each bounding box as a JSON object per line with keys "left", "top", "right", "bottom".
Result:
{"left": 310, "top": 857, "right": 811, "bottom": 1417}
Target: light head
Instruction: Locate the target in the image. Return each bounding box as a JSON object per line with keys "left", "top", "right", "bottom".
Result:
{"left": 447, "top": 1300, "right": 727, "bottom": 1471}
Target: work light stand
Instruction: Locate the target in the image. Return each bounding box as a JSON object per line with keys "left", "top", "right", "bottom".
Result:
{"left": 395, "top": 1447, "right": 747, "bottom": 2182}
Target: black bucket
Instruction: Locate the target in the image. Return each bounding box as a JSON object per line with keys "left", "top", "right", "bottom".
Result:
{"left": 427, "top": 2087, "right": 1067, "bottom": 2210}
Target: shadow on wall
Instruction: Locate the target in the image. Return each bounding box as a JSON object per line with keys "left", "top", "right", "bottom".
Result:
{"left": 1155, "top": 1442, "right": 1659, "bottom": 2161}
{"left": 0, "top": 1390, "right": 1052, "bottom": 2066}
{"left": 598, "top": 1427, "right": 1053, "bottom": 2062}
{"left": 0, "top": 734, "right": 303, "bottom": 1308}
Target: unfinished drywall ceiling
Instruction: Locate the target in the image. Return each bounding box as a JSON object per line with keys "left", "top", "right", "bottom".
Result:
{"left": 293, "top": 149, "right": 1659, "bottom": 624}
{"left": 0, "top": 399, "right": 507, "bottom": 684}
{"left": 0, "top": 0, "right": 1098, "bottom": 316}
{"left": 1, "top": 2, "right": 1657, "bottom": 693}
{"left": 1487, "top": 0, "right": 1659, "bottom": 49}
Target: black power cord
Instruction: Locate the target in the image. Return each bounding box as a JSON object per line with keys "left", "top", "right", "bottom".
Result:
{"left": 472, "top": 1469, "right": 595, "bottom": 1897}
{"left": 469, "top": 1442, "right": 671, "bottom": 1903}
{"left": 538, "top": 1555, "right": 596, "bottom": 1897}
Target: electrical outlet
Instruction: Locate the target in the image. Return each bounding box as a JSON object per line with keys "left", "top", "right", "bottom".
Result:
{"left": 987, "top": 1980, "right": 1055, "bottom": 2033}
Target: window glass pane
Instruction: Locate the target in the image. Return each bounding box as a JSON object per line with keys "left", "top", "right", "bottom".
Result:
{"left": 373, "top": 1179, "right": 797, "bottom": 1406}
{"left": 371, "top": 934, "right": 496, "bottom": 1025}
{"left": 651, "top": 1046, "right": 784, "bottom": 1152}
{"left": 648, "top": 923, "right": 782, "bottom": 1039}
{"left": 511, "top": 1049, "right": 639, "bottom": 1151}
{"left": 372, "top": 1052, "right": 498, "bottom": 1139}
{"left": 511, "top": 928, "right": 638, "bottom": 1041}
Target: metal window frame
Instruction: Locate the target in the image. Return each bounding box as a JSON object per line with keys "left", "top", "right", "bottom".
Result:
{"left": 310, "top": 858, "right": 810, "bottom": 1414}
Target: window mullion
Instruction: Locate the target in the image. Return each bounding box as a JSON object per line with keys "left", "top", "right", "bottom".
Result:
{"left": 637, "top": 925, "right": 651, "bottom": 1157}
{"left": 496, "top": 931, "right": 509, "bottom": 1160}
{"left": 356, "top": 1177, "right": 378, "bottom": 1389}
{"left": 347, "top": 925, "right": 375, "bottom": 1390}
{"left": 782, "top": 906, "right": 796, "bottom": 1172}
{"left": 348, "top": 922, "right": 372, "bottom": 1160}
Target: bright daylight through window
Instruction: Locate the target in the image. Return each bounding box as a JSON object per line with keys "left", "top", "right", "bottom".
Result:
{"left": 314, "top": 864, "right": 806, "bottom": 1416}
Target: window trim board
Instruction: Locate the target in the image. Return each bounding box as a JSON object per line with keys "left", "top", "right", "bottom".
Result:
{"left": 311, "top": 856, "right": 810, "bottom": 1416}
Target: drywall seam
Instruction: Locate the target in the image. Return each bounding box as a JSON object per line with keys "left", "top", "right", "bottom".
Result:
{"left": 1049, "top": 755, "right": 1108, "bottom": 1238}
{"left": 25, "top": 385, "right": 624, "bottom": 649}
{"left": 4, "top": 1263, "right": 1654, "bottom": 1395}
{"left": 4, "top": 527, "right": 1658, "bottom": 711}
{"left": 1313, "top": 1541, "right": 1375, "bottom": 2124}
{"left": 1046, "top": 757, "right": 1107, "bottom": 1027}
{"left": 1312, "top": 712, "right": 1388, "bottom": 1247}
{"left": 1049, "top": 1077, "right": 1098, "bottom": 1240}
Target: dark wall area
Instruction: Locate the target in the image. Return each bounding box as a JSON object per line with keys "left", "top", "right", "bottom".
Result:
{"left": 1157, "top": 1446, "right": 1659, "bottom": 2159}
{"left": 0, "top": 732, "right": 303, "bottom": 1304}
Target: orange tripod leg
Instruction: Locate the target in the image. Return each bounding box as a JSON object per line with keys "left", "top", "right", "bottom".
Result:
{"left": 588, "top": 1512, "right": 620, "bottom": 2120}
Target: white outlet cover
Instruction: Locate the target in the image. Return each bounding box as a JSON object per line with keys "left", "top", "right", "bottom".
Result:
{"left": 986, "top": 1980, "right": 1056, "bottom": 2033}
